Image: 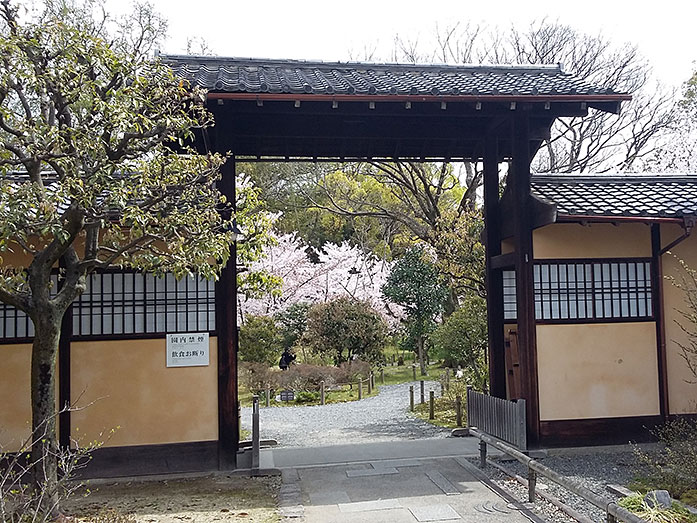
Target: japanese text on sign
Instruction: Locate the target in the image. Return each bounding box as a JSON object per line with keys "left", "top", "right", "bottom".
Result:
{"left": 166, "top": 332, "right": 209, "bottom": 367}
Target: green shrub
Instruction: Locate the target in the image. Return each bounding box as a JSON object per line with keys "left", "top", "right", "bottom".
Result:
{"left": 430, "top": 295, "right": 488, "bottom": 390}
{"left": 305, "top": 297, "right": 387, "bottom": 365}
{"left": 239, "top": 315, "right": 283, "bottom": 365}
{"left": 634, "top": 418, "right": 697, "bottom": 499}
{"left": 619, "top": 492, "right": 697, "bottom": 522}
{"left": 295, "top": 391, "right": 320, "bottom": 404}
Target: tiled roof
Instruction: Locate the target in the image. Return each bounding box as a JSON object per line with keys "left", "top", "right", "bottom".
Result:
{"left": 531, "top": 175, "right": 697, "bottom": 218}
{"left": 162, "top": 55, "right": 624, "bottom": 98}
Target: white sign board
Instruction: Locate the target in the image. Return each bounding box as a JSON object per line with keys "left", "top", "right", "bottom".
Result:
{"left": 166, "top": 332, "right": 209, "bottom": 367}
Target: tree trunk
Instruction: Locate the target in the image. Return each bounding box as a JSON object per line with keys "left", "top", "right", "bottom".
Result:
{"left": 418, "top": 335, "right": 427, "bottom": 376}
{"left": 30, "top": 314, "right": 62, "bottom": 518}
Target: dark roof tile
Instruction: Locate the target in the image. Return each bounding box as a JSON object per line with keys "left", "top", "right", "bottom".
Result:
{"left": 161, "top": 55, "right": 625, "bottom": 98}
{"left": 531, "top": 175, "right": 697, "bottom": 219}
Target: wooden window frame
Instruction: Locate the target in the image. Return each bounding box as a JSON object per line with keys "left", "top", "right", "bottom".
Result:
{"left": 503, "top": 257, "right": 655, "bottom": 325}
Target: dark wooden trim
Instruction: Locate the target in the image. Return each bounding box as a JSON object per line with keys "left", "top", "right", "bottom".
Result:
{"left": 511, "top": 114, "right": 540, "bottom": 446}
{"left": 491, "top": 252, "right": 516, "bottom": 270}
{"left": 534, "top": 256, "right": 653, "bottom": 264}
{"left": 217, "top": 156, "right": 239, "bottom": 469}
{"left": 483, "top": 134, "right": 506, "bottom": 399}
{"left": 58, "top": 257, "right": 72, "bottom": 450}
{"left": 540, "top": 416, "right": 662, "bottom": 447}
{"left": 74, "top": 441, "right": 219, "bottom": 479}
{"left": 557, "top": 214, "right": 684, "bottom": 225}
{"left": 58, "top": 303, "right": 72, "bottom": 449}
{"left": 208, "top": 92, "right": 632, "bottom": 103}
{"left": 69, "top": 331, "right": 218, "bottom": 343}
{"left": 535, "top": 318, "right": 655, "bottom": 325}
{"left": 652, "top": 224, "right": 669, "bottom": 421}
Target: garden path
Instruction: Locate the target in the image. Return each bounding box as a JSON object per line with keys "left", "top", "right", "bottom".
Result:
{"left": 241, "top": 381, "right": 449, "bottom": 448}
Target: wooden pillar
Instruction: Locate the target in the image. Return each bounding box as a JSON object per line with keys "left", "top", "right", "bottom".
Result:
{"left": 58, "top": 260, "right": 73, "bottom": 450}
{"left": 510, "top": 114, "right": 540, "bottom": 446}
{"left": 651, "top": 224, "right": 669, "bottom": 420}
{"left": 483, "top": 133, "right": 506, "bottom": 399}
{"left": 217, "top": 156, "right": 239, "bottom": 469}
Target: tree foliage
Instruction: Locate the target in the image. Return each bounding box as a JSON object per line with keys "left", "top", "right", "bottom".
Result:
{"left": 430, "top": 294, "right": 488, "bottom": 390}
{"left": 238, "top": 314, "right": 282, "bottom": 366}
{"left": 382, "top": 246, "right": 448, "bottom": 375}
{"left": 304, "top": 296, "right": 387, "bottom": 366}
{"left": 0, "top": 0, "right": 270, "bottom": 513}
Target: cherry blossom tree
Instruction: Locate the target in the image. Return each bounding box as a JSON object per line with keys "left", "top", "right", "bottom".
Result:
{"left": 239, "top": 234, "right": 401, "bottom": 327}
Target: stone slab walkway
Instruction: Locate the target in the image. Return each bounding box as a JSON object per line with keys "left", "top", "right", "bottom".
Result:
{"left": 291, "top": 455, "right": 539, "bottom": 523}
{"left": 274, "top": 439, "right": 542, "bottom": 523}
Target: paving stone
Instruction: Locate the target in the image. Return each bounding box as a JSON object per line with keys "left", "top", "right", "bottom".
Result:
{"left": 346, "top": 467, "right": 399, "bottom": 478}
{"left": 308, "top": 490, "right": 351, "bottom": 506}
{"left": 338, "top": 499, "right": 403, "bottom": 513}
{"left": 426, "top": 471, "right": 460, "bottom": 495}
{"left": 409, "top": 504, "right": 461, "bottom": 522}
{"left": 279, "top": 505, "right": 304, "bottom": 518}
{"left": 371, "top": 459, "right": 422, "bottom": 468}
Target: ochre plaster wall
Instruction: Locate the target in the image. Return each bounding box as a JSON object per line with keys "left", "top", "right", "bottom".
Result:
{"left": 661, "top": 224, "right": 697, "bottom": 414}
{"left": 71, "top": 337, "right": 218, "bottom": 447}
{"left": 0, "top": 344, "right": 32, "bottom": 452}
{"left": 533, "top": 223, "right": 651, "bottom": 259}
{"left": 537, "top": 323, "right": 660, "bottom": 420}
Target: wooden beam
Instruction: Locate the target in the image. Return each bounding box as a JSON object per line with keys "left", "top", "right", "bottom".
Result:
{"left": 511, "top": 114, "right": 540, "bottom": 447}
{"left": 491, "top": 253, "right": 516, "bottom": 269}
{"left": 483, "top": 134, "right": 506, "bottom": 399}
{"left": 652, "top": 224, "right": 669, "bottom": 420}
{"left": 217, "top": 156, "right": 239, "bottom": 469}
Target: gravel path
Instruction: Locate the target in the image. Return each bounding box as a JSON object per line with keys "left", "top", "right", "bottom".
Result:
{"left": 241, "top": 381, "right": 450, "bottom": 447}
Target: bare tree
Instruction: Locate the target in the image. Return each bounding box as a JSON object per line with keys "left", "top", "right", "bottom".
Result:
{"left": 391, "top": 19, "right": 678, "bottom": 173}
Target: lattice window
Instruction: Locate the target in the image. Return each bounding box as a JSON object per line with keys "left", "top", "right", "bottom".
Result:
{"left": 502, "top": 259, "right": 653, "bottom": 322}
{"left": 72, "top": 271, "right": 216, "bottom": 337}
{"left": 0, "top": 274, "right": 59, "bottom": 341}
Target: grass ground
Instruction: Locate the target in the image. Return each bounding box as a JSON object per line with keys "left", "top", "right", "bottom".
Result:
{"left": 412, "top": 396, "right": 465, "bottom": 430}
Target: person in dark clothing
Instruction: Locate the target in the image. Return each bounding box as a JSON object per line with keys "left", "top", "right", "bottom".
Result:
{"left": 279, "top": 348, "right": 296, "bottom": 370}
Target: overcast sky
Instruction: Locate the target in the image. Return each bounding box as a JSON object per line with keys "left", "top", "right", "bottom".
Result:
{"left": 119, "top": 0, "right": 695, "bottom": 90}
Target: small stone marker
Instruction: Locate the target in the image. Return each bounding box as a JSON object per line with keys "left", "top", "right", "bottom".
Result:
{"left": 644, "top": 490, "right": 672, "bottom": 509}
{"left": 320, "top": 380, "right": 325, "bottom": 405}
{"left": 455, "top": 395, "right": 463, "bottom": 427}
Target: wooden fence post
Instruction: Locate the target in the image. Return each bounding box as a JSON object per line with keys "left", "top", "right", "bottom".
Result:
{"left": 455, "top": 395, "right": 463, "bottom": 427}
{"left": 252, "top": 395, "right": 260, "bottom": 470}
{"left": 420, "top": 380, "right": 425, "bottom": 404}
{"left": 380, "top": 368, "right": 385, "bottom": 384}
{"left": 429, "top": 390, "right": 435, "bottom": 420}
{"left": 358, "top": 378, "right": 363, "bottom": 400}
{"left": 368, "top": 374, "right": 373, "bottom": 394}
{"left": 528, "top": 466, "right": 537, "bottom": 503}
{"left": 409, "top": 385, "right": 414, "bottom": 412}
{"left": 479, "top": 439, "right": 487, "bottom": 469}
{"left": 412, "top": 365, "right": 416, "bottom": 381}
{"left": 320, "top": 380, "right": 325, "bottom": 405}
{"left": 445, "top": 370, "right": 450, "bottom": 391}
{"left": 265, "top": 384, "right": 271, "bottom": 407}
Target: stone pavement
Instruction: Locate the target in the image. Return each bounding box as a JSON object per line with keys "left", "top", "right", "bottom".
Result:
{"left": 273, "top": 438, "right": 542, "bottom": 522}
